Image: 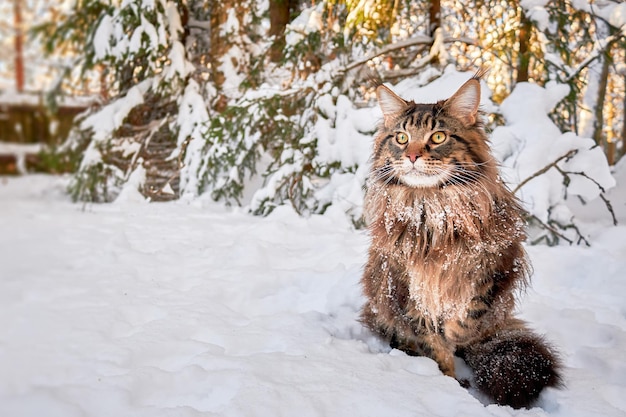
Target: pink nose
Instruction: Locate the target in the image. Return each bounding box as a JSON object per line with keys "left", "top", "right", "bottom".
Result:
{"left": 407, "top": 153, "right": 419, "bottom": 163}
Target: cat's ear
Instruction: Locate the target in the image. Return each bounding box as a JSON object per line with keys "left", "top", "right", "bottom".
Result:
{"left": 376, "top": 85, "right": 408, "bottom": 122}
{"left": 445, "top": 78, "right": 481, "bottom": 125}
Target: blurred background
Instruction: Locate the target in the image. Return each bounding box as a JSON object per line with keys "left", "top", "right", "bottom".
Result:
{"left": 0, "top": 0, "right": 623, "bottom": 242}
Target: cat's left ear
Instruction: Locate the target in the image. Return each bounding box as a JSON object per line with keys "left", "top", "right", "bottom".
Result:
{"left": 377, "top": 85, "right": 408, "bottom": 123}
{"left": 444, "top": 78, "right": 481, "bottom": 126}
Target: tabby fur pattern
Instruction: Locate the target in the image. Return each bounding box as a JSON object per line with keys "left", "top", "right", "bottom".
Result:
{"left": 360, "top": 73, "right": 563, "bottom": 409}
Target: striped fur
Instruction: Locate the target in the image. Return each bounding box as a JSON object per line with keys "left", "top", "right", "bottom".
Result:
{"left": 361, "top": 75, "right": 563, "bottom": 408}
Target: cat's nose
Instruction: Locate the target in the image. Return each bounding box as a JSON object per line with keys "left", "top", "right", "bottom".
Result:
{"left": 407, "top": 153, "right": 420, "bottom": 163}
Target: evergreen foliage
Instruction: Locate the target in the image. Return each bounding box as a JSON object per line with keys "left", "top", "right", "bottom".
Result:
{"left": 37, "top": 0, "right": 624, "bottom": 244}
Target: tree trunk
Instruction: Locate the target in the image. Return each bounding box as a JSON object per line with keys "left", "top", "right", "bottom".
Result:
{"left": 592, "top": 51, "right": 610, "bottom": 146}
{"left": 428, "top": 0, "right": 440, "bottom": 37}
{"left": 428, "top": 0, "right": 441, "bottom": 66}
{"left": 269, "top": 0, "right": 291, "bottom": 62}
{"left": 209, "top": 0, "right": 250, "bottom": 111}
{"left": 14, "top": 0, "right": 24, "bottom": 92}
{"left": 209, "top": 2, "right": 229, "bottom": 93}
{"left": 516, "top": 9, "right": 532, "bottom": 83}
{"left": 622, "top": 70, "right": 626, "bottom": 162}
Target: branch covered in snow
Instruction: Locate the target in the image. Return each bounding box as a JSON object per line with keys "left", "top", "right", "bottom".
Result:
{"left": 492, "top": 81, "right": 616, "bottom": 245}
{"left": 340, "top": 32, "right": 476, "bottom": 73}
{"left": 512, "top": 149, "right": 579, "bottom": 195}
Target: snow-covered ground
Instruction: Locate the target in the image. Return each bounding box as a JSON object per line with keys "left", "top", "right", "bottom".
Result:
{"left": 1, "top": 170, "right": 625, "bottom": 417}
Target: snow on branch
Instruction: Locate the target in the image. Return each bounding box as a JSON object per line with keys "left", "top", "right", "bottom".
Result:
{"left": 561, "top": 29, "right": 625, "bottom": 83}
{"left": 339, "top": 31, "right": 476, "bottom": 73}
{"left": 492, "top": 81, "right": 616, "bottom": 245}
{"left": 512, "top": 149, "right": 579, "bottom": 195}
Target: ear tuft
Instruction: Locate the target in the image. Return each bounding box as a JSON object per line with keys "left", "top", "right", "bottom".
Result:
{"left": 376, "top": 85, "right": 408, "bottom": 121}
{"left": 445, "top": 78, "right": 481, "bottom": 125}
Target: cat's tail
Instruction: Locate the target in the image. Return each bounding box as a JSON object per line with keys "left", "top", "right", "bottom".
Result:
{"left": 459, "top": 321, "right": 563, "bottom": 409}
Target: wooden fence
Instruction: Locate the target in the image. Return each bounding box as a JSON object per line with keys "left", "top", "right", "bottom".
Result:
{"left": 0, "top": 93, "right": 90, "bottom": 174}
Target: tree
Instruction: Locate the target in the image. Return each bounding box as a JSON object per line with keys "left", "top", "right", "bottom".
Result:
{"left": 13, "top": 0, "right": 24, "bottom": 92}
{"left": 39, "top": 0, "right": 619, "bottom": 243}
{"left": 269, "top": 0, "right": 293, "bottom": 62}
{"left": 39, "top": 0, "right": 197, "bottom": 201}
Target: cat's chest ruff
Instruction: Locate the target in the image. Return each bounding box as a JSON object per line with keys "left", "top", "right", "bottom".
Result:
{"left": 378, "top": 190, "right": 490, "bottom": 320}
{"left": 378, "top": 186, "right": 488, "bottom": 243}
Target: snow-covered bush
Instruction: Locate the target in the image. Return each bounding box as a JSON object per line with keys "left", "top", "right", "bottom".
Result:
{"left": 491, "top": 81, "right": 616, "bottom": 245}
{"left": 181, "top": 74, "right": 374, "bottom": 221}
{"left": 355, "top": 68, "right": 617, "bottom": 244}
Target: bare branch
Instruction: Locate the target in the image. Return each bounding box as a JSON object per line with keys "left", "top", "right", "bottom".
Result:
{"left": 528, "top": 213, "right": 591, "bottom": 247}
{"left": 563, "top": 30, "right": 625, "bottom": 83}
{"left": 600, "top": 193, "right": 618, "bottom": 226}
{"left": 512, "top": 149, "right": 578, "bottom": 195}
{"left": 528, "top": 214, "right": 574, "bottom": 245}
{"left": 339, "top": 35, "right": 476, "bottom": 73}
{"left": 188, "top": 18, "right": 211, "bottom": 31}
{"left": 553, "top": 165, "right": 608, "bottom": 194}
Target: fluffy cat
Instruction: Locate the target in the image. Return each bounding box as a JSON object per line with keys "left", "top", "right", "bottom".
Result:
{"left": 360, "top": 73, "right": 563, "bottom": 409}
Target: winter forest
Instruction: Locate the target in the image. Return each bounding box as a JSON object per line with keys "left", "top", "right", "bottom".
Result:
{"left": 2, "top": 1, "right": 626, "bottom": 416}
{"left": 0, "top": 0, "right": 623, "bottom": 243}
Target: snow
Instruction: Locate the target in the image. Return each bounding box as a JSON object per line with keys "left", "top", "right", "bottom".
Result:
{"left": 129, "top": 15, "right": 159, "bottom": 54}
{"left": 0, "top": 142, "right": 41, "bottom": 174}
{"left": 93, "top": 15, "right": 114, "bottom": 60}
{"left": 164, "top": 40, "right": 194, "bottom": 80}
{"left": 609, "top": 3, "right": 626, "bottom": 28}
{"left": 80, "top": 84, "right": 145, "bottom": 145}
{"left": 176, "top": 79, "right": 210, "bottom": 198}
{"left": 285, "top": 4, "right": 325, "bottom": 46}
{"left": 0, "top": 91, "right": 95, "bottom": 108}
{"left": 165, "top": 1, "right": 184, "bottom": 40}
{"left": 1, "top": 172, "right": 625, "bottom": 416}
{"left": 114, "top": 163, "right": 147, "bottom": 204}
{"left": 520, "top": 0, "right": 550, "bottom": 32}
{"left": 389, "top": 66, "right": 498, "bottom": 114}
{"left": 91, "top": 0, "right": 193, "bottom": 87}
{"left": 315, "top": 95, "right": 372, "bottom": 168}
{"left": 491, "top": 81, "right": 615, "bottom": 228}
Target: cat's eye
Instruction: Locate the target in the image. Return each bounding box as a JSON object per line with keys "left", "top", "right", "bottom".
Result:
{"left": 396, "top": 132, "right": 409, "bottom": 145}
{"left": 430, "top": 131, "right": 447, "bottom": 144}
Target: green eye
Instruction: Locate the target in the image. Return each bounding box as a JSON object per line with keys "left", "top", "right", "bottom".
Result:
{"left": 396, "top": 132, "right": 409, "bottom": 145}
{"left": 430, "top": 131, "right": 447, "bottom": 144}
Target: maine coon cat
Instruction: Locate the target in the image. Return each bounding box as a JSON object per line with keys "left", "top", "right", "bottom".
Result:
{"left": 360, "top": 73, "right": 563, "bottom": 408}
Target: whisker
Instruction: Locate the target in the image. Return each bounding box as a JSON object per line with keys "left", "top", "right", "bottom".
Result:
{"left": 366, "top": 164, "right": 400, "bottom": 203}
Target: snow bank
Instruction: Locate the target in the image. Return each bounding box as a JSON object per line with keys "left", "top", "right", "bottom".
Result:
{"left": 0, "top": 175, "right": 625, "bottom": 416}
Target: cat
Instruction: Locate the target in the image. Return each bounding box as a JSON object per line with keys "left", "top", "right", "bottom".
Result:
{"left": 360, "top": 72, "right": 563, "bottom": 409}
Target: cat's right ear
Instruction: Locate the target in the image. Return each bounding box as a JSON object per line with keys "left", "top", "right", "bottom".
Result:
{"left": 376, "top": 85, "right": 408, "bottom": 123}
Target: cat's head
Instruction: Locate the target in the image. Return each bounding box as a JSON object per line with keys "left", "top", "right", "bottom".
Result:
{"left": 370, "top": 75, "right": 496, "bottom": 189}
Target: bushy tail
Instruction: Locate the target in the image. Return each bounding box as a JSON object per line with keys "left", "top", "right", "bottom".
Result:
{"left": 461, "top": 325, "right": 563, "bottom": 409}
